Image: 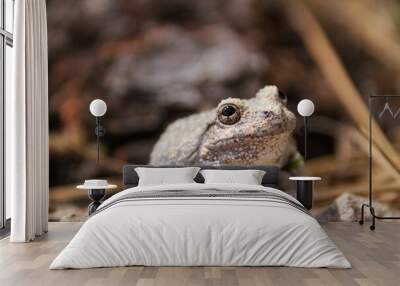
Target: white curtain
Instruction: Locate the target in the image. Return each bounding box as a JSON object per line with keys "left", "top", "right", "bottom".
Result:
{"left": 7, "top": 0, "right": 49, "bottom": 242}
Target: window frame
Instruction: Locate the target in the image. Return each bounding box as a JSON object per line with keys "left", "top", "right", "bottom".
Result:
{"left": 0, "top": 0, "right": 14, "bottom": 231}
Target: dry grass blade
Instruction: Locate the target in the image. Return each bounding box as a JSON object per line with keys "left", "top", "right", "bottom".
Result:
{"left": 308, "top": 0, "right": 400, "bottom": 70}
{"left": 285, "top": 0, "right": 400, "bottom": 176}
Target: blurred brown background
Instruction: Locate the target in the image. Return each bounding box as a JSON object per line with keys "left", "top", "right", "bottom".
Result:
{"left": 47, "top": 0, "right": 400, "bottom": 221}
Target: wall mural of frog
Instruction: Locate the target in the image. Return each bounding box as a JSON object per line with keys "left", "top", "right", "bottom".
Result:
{"left": 150, "top": 85, "right": 302, "bottom": 173}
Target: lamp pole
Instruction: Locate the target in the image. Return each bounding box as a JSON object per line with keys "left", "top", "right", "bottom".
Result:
{"left": 96, "top": 117, "right": 100, "bottom": 164}
{"left": 304, "top": 116, "right": 308, "bottom": 161}
{"left": 94, "top": 116, "right": 106, "bottom": 164}
{"left": 90, "top": 99, "right": 107, "bottom": 164}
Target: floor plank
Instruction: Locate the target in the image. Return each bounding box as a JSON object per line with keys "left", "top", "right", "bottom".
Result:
{"left": 0, "top": 222, "right": 399, "bottom": 286}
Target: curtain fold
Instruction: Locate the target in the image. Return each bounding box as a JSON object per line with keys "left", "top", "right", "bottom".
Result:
{"left": 8, "top": 0, "right": 49, "bottom": 242}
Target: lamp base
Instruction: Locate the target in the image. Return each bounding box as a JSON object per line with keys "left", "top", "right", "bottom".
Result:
{"left": 88, "top": 189, "right": 106, "bottom": 215}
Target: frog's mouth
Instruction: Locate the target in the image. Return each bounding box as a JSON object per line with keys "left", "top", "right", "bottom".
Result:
{"left": 211, "top": 128, "right": 292, "bottom": 147}
{"left": 201, "top": 130, "right": 292, "bottom": 165}
{"left": 213, "top": 116, "right": 295, "bottom": 145}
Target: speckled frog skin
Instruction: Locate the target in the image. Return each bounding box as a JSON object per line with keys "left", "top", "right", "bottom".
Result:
{"left": 150, "top": 85, "right": 299, "bottom": 167}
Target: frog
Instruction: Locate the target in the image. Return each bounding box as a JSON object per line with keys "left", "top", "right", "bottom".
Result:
{"left": 150, "top": 85, "right": 301, "bottom": 171}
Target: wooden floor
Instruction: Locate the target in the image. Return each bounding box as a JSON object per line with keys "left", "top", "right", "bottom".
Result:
{"left": 0, "top": 222, "right": 399, "bottom": 286}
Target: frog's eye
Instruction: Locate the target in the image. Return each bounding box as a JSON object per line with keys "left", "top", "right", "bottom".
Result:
{"left": 278, "top": 91, "right": 287, "bottom": 103}
{"left": 217, "top": 104, "right": 241, "bottom": 125}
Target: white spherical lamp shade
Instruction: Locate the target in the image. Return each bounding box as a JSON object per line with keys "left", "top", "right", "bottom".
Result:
{"left": 297, "top": 99, "right": 315, "bottom": 117}
{"left": 89, "top": 99, "right": 107, "bottom": 117}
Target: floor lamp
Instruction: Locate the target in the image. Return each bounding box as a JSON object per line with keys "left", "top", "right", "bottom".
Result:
{"left": 81, "top": 99, "right": 110, "bottom": 215}
{"left": 297, "top": 99, "right": 315, "bottom": 161}
{"left": 290, "top": 99, "right": 319, "bottom": 210}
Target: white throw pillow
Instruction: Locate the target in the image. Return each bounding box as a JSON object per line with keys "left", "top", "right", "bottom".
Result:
{"left": 135, "top": 167, "right": 201, "bottom": 186}
{"left": 200, "top": 169, "right": 266, "bottom": 185}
